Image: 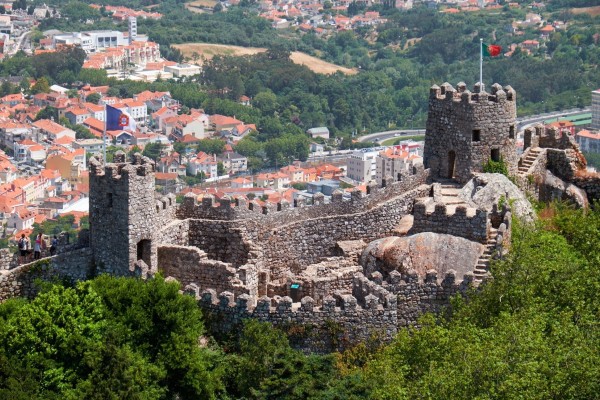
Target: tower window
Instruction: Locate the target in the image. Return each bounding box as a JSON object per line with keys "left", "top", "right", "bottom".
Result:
{"left": 509, "top": 125, "right": 515, "bottom": 139}
{"left": 472, "top": 130, "right": 481, "bottom": 142}
{"left": 107, "top": 193, "right": 113, "bottom": 208}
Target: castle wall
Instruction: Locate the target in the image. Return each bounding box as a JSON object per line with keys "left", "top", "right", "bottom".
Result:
{"left": 158, "top": 245, "right": 248, "bottom": 295}
{"left": 381, "top": 269, "right": 474, "bottom": 327}
{"left": 571, "top": 174, "right": 600, "bottom": 203}
{"left": 267, "top": 257, "right": 362, "bottom": 303}
{"left": 176, "top": 168, "right": 430, "bottom": 226}
{"left": 423, "top": 82, "right": 517, "bottom": 183}
{"left": 257, "top": 184, "right": 430, "bottom": 281}
{"left": 411, "top": 199, "right": 489, "bottom": 243}
{"left": 188, "top": 273, "right": 398, "bottom": 353}
{"left": 187, "top": 220, "right": 251, "bottom": 267}
{"left": 0, "top": 248, "right": 93, "bottom": 302}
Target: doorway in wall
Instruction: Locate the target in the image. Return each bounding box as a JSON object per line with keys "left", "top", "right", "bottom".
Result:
{"left": 448, "top": 150, "right": 456, "bottom": 179}
{"left": 137, "top": 239, "right": 152, "bottom": 267}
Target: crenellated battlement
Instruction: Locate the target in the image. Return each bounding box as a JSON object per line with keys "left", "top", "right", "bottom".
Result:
{"left": 177, "top": 166, "right": 429, "bottom": 224}
{"left": 180, "top": 272, "right": 398, "bottom": 352}
{"left": 89, "top": 151, "right": 156, "bottom": 178}
{"left": 411, "top": 198, "right": 489, "bottom": 242}
{"left": 429, "top": 82, "right": 516, "bottom": 105}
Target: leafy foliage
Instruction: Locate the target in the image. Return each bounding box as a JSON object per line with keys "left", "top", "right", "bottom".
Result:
{"left": 483, "top": 157, "right": 509, "bottom": 176}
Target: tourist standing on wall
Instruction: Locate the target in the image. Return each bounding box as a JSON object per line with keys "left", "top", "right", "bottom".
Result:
{"left": 34, "top": 233, "right": 42, "bottom": 260}
{"left": 18, "top": 234, "right": 29, "bottom": 263}
{"left": 50, "top": 235, "right": 58, "bottom": 256}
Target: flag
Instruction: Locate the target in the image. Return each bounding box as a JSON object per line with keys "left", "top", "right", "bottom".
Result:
{"left": 482, "top": 43, "right": 502, "bottom": 57}
{"left": 106, "top": 104, "right": 137, "bottom": 132}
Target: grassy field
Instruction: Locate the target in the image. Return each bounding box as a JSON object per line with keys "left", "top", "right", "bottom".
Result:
{"left": 172, "top": 43, "right": 357, "bottom": 75}
{"left": 381, "top": 135, "right": 425, "bottom": 146}
{"left": 570, "top": 6, "right": 600, "bottom": 16}
{"left": 185, "top": 0, "right": 217, "bottom": 13}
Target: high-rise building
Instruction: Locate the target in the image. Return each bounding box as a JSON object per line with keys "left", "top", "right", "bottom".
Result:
{"left": 128, "top": 16, "right": 138, "bottom": 44}
{"left": 591, "top": 89, "right": 600, "bottom": 131}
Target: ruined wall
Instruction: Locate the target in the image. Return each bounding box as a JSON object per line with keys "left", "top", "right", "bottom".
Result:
{"left": 571, "top": 174, "right": 600, "bottom": 203}
{"left": 187, "top": 220, "right": 251, "bottom": 267}
{"left": 423, "top": 82, "right": 518, "bottom": 183}
{"left": 158, "top": 245, "right": 249, "bottom": 295}
{"left": 411, "top": 199, "right": 489, "bottom": 243}
{"left": 546, "top": 149, "right": 585, "bottom": 181}
{"left": 0, "top": 248, "right": 94, "bottom": 301}
{"left": 267, "top": 257, "right": 362, "bottom": 303}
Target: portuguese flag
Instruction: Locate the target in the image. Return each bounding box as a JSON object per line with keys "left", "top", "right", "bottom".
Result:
{"left": 482, "top": 43, "right": 502, "bottom": 57}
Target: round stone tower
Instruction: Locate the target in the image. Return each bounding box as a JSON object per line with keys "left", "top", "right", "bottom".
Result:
{"left": 423, "top": 82, "right": 518, "bottom": 183}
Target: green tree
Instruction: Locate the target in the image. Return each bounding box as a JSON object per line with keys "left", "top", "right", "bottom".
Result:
{"left": 85, "top": 93, "right": 101, "bottom": 104}
{"left": 196, "top": 138, "right": 226, "bottom": 155}
{"left": 31, "top": 77, "right": 50, "bottom": 94}
{"left": 142, "top": 142, "right": 163, "bottom": 160}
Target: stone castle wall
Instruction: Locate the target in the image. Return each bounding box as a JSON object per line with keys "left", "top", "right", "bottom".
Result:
{"left": 255, "top": 184, "right": 430, "bottom": 282}
{"left": 184, "top": 270, "right": 475, "bottom": 352}
{"left": 411, "top": 199, "right": 489, "bottom": 243}
{"left": 423, "top": 82, "right": 517, "bottom": 183}
{"left": 187, "top": 273, "right": 398, "bottom": 353}
{"left": 0, "top": 248, "right": 93, "bottom": 302}
{"left": 158, "top": 245, "right": 249, "bottom": 296}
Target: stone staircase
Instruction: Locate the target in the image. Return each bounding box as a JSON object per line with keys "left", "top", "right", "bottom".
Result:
{"left": 518, "top": 147, "right": 542, "bottom": 176}
{"left": 473, "top": 227, "right": 498, "bottom": 281}
{"left": 438, "top": 181, "right": 469, "bottom": 212}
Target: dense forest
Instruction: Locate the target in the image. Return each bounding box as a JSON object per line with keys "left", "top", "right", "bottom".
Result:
{"left": 1, "top": 203, "right": 599, "bottom": 399}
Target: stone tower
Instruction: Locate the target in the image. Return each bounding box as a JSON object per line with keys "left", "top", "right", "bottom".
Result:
{"left": 89, "top": 152, "right": 160, "bottom": 276}
{"left": 423, "top": 82, "right": 518, "bottom": 183}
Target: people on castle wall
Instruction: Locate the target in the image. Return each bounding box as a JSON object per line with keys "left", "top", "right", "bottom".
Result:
{"left": 50, "top": 235, "right": 58, "bottom": 256}
{"left": 34, "top": 233, "right": 43, "bottom": 260}
{"left": 18, "top": 234, "right": 31, "bottom": 263}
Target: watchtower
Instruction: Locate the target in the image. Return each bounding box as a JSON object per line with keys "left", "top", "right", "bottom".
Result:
{"left": 423, "top": 82, "right": 518, "bottom": 183}
{"left": 89, "top": 152, "right": 158, "bottom": 276}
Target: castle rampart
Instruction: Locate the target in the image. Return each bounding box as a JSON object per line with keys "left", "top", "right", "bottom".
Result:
{"left": 0, "top": 248, "right": 93, "bottom": 302}
{"left": 411, "top": 199, "right": 489, "bottom": 243}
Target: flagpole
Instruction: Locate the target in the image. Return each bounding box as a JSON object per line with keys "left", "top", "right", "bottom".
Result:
{"left": 480, "top": 38, "right": 483, "bottom": 92}
{"left": 103, "top": 103, "right": 107, "bottom": 165}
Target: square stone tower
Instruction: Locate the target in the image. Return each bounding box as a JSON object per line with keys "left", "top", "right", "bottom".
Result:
{"left": 423, "top": 82, "right": 518, "bottom": 183}
{"left": 89, "top": 152, "right": 159, "bottom": 276}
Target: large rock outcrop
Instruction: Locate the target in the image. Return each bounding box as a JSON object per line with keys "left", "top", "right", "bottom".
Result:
{"left": 540, "top": 170, "right": 588, "bottom": 208}
{"left": 360, "top": 233, "right": 484, "bottom": 281}
{"left": 459, "top": 173, "right": 535, "bottom": 222}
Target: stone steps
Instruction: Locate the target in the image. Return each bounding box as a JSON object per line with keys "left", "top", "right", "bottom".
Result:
{"left": 473, "top": 227, "right": 499, "bottom": 281}
{"left": 518, "top": 148, "right": 542, "bottom": 176}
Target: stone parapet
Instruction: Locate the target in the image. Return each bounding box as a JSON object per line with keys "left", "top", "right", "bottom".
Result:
{"left": 411, "top": 199, "right": 489, "bottom": 243}
{"left": 185, "top": 273, "right": 397, "bottom": 353}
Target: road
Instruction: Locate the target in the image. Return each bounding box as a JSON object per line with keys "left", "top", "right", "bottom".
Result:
{"left": 357, "top": 129, "right": 426, "bottom": 143}
{"left": 7, "top": 31, "right": 31, "bottom": 55}
{"left": 515, "top": 107, "right": 590, "bottom": 131}
{"left": 357, "top": 108, "right": 591, "bottom": 144}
